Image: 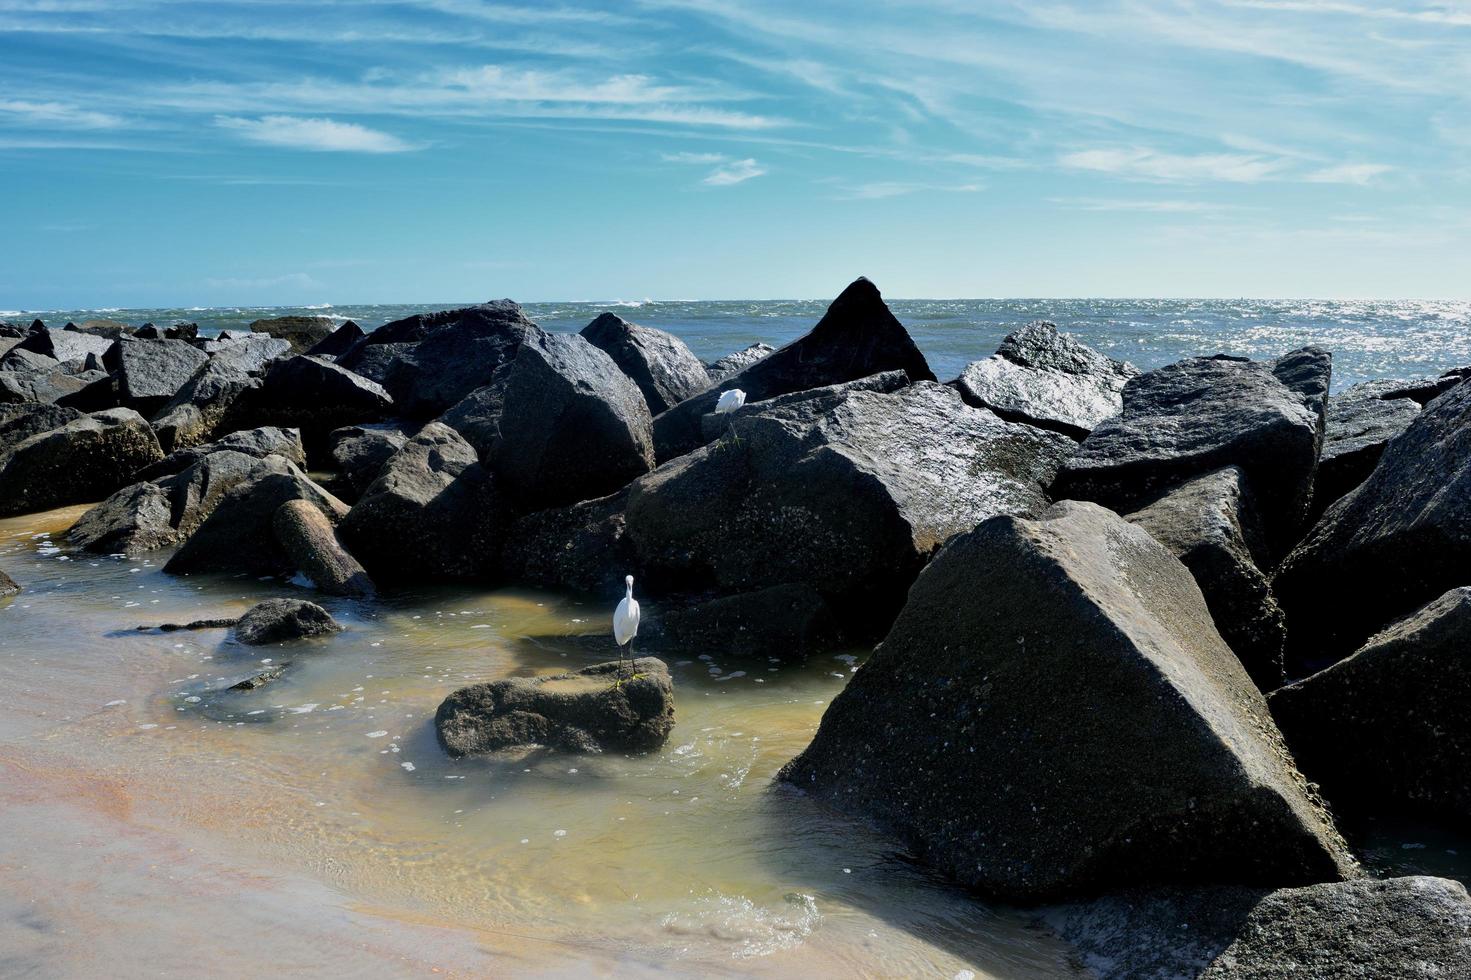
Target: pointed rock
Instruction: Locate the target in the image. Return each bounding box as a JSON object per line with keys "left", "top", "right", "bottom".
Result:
{"left": 580, "top": 312, "right": 710, "bottom": 415}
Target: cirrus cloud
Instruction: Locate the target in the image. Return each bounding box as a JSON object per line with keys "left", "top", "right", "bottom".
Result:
{"left": 213, "top": 114, "right": 419, "bottom": 153}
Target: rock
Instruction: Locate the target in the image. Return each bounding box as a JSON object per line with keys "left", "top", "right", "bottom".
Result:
{"left": 0, "top": 568, "right": 18, "bottom": 597}
{"left": 779, "top": 500, "right": 1355, "bottom": 901}
{"left": 150, "top": 337, "right": 289, "bottom": 451}
{"left": 70, "top": 450, "right": 283, "bottom": 555}
{"left": 1125, "top": 466, "right": 1286, "bottom": 689}
{"left": 338, "top": 423, "right": 504, "bottom": 581}
{"left": 1379, "top": 369, "right": 1470, "bottom": 405}
{"left": 0, "top": 365, "right": 96, "bottom": 405}
{"left": 229, "top": 355, "right": 393, "bottom": 444}
{"left": 950, "top": 321, "right": 1137, "bottom": 439}
{"left": 163, "top": 458, "right": 347, "bottom": 575}
{"left": 653, "top": 584, "right": 837, "bottom": 658}
{"left": 69, "top": 318, "right": 134, "bottom": 339}
{"left": 1052, "top": 348, "right": 1331, "bottom": 557}
{"left": 500, "top": 491, "right": 630, "bottom": 595}
{"left": 1046, "top": 875, "right": 1471, "bottom": 980}
{"left": 108, "top": 337, "right": 209, "bottom": 415}
{"left": 1269, "top": 587, "right": 1471, "bottom": 820}
{"left": 696, "top": 369, "right": 910, "bottom": 445}
{"left": 0, "top": 409, "right": 163, "bottom": 517}
{"left": 234, "top": 598, "right": 342, "bottom": 645}
{"left": 440, "top": 332, "right": 654, "bottom": 509}
{"left": 1314, "top": 380, "right": 1421, "bottom": 519}
{"left": 334, "top": 340, "right": 410, "bottom": 385}
{"left": 15, "top": 326, "right": 113, "bottom": 364}
{"left": 381, "top": 301, "right": 543, "bottom": 418}
{"left": 304, "top": 319, "right": 364, "bottom": 358}
{"left": 0, "top": 404, "right": 82, "bottom": 456}
{"left": 435, "top": 658, "right": 673, "bottom": 756}
{"left": 272, "top": 498, "right": 374, "bottom": 596}
{"left": 652, "top": 278, "right": 935, "bottom": 462}
{"left": 705, "top": 342, "right": 775, "bottom": 383}
{"left": 1274, "top": 378, "right": 1471, "bottom": 666}
{"left": 133, "top": 426, "right": 305, "bottom": 481}
{"left": 53, "top": 370, "right": 119, "bottom": 411}
{"left": 580, "top": 312, "right": 711, "bottom": 415}
{"left": 0, "top": 347, "right": 61, "bottom": 374}
{"left": 229, "top": 663, "right": 290, "bottom": 691}
{"left": 248, "top": 315, "right": 337, "bottom": 353}
{"left": 327, "top": 423, "right": 414, "bottom": 497}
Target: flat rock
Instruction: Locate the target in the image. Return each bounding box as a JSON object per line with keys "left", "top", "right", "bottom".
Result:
{"left": 779, "top": 500, "right": 1354, "bottom": 901}
{"left": 705, "top": 342, "right": 774, "bottom": 383}
{"left": 234, "top": 598, "right": 342, "bottom": 645}
{"left": 334, "top": 340, "right": 410, "bottom": 385}
{"left": 0, "top": 408, "right": 163, "bottom": 517}
{"left": 952, "top": 321, "right": 1137, "bottom": 438}
{"left": 1270, "top": 587, "right": 1471, "bottom": 819}
{"left": 272, "top": 498, "right": 374, "bottom": 596}
{"left": 109, "top": 337, "right": 209, "bottom": 415}
{"left": 1314, "top": 380, "right": 1421, "bottom": 519}
{"left": 380, "top": 301, "right": 543, "bottom": 418}
{"left": 15, "top": 326, "right": 114, "bottom": 364}
{"left": 133, "top": 426, "right": 304, "bottom": 481}
{"left": 1052, "top": 348, "right": 1331, "bottom": 557}
{"left": 435, "top": 658, "right": 673, "bottom": 756}
{"left": 651, "top": 278, "right": 935, "bottom": 462}
{"left": 248, "top": 315, "right": 337, "bottom": 353}
{"left": 1125, "top": 466, "right": 1286, "bottom": 689}
{"left": 580, "top": 312, "right": 711, "bottom": 415}
{"left": 0, "top": 366, "right": 95, "bottom": 405}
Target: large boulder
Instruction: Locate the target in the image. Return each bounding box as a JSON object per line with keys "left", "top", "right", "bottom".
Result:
{"left": 1052, "top": 348, "right": 1331, "bottom": 557}
{"left": 1047, "top": 876, "right": 1471, "bottom": 980}
{"left": 1269, "top": 587, "right": 1471, "bottom": 820}
{"left": 327, "top": 422, "right": 414, "bottom": 497}
{"left": 0, "top": 404, "right": 81, "bottom": 456}
{"left": 651, "top": 278, "right": 935, "bottom": 462}
{"left": 337, "top": 422, "right": 504, "bottom": 581}
{"left": 14, "top": 326, "right": 113, "bottom": 364}
{"left": 0, "top": 347, "right": 61, "bottom": 374}
{"left": 272, "top": 498, "right": 374, "bottom": 596}
{"left": 163, "top": 458, "right": 347, "bottom": 575}
{"left": 0, "top": 409, "right": 163, "bottom": 517}
{"left": 1125, "top": 466, "right": 1286, "bottom": 690}
{"left": 697, "top": 369, "right": 910, "bottom": 445}
{"left": 229, "top": 355, "right": 393, "bottom": 443}
{"left": 1313, "top": 379, "right": 1421, "bottom": 519}
{"left": 440, "top": 332, "right": 654, "bottom": 510}
{"left": 334, "top": 340, "right": 410, "bottom": 385}
{"left": 109, "top": 337, "right": 209, "bottom": 415}
{"left": 0, "top": 365, "right": 96, "bottom": 405}
{"left": 133, "top": 425, "right": 304, "bottom": 481}
{"left": 304, "top": 319, "right": 364, "bottom": 358}
{"left": 580, "top": 312, "right": 710, "bottom": 415}
{"left": 651, "top": 584, "right": 837, "bottom": 659}
{"left": 780, "top": 500, "right": 1355, "bottom": 901}
{"left": 1274, "top": 377, "right": 1471, "bottom": 666}
{"left": 248, "top": 315, "right": 336, "bottom": 353}
{"left": 435, "top": 658, "right": 674, "bottom": 756}
{"left": 380, "top": 301, "right": 543, "bottom": 418}
{"left": 705, "top": 342, "right": 774, "bottom": 383}
{"left": 150, "top": 337, "right": 289, "bottom": 451}
{"left": 234, "top": 597, "right": 342, "bottom": 645}
{"left": 951, "top": 321, "right": 1137, "bottom": 439}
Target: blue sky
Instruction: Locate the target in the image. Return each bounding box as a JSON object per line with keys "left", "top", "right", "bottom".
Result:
{"left": 1, "top": 0, "right": 1468, "bottom": 307}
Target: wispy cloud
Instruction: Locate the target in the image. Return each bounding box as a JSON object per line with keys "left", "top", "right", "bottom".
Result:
{"left": 1050, "top": 197, "right": 1238, "bottom": 213}
{"left": 1305, "top": 162, "right": 1392, "bottom": 184}
{"left": 835, "top": 180, "right": 981, "bottom": 200}
{"left": 1059, "top": 147, "right": 1287, "bottom": 183}
{"left": 661, "top": 151, "right": 726, "bottom": 164}
{"left": 702, "top": 157, "right": 766, "bottom": 185}
{"left": 0, "top": 99, "right": 125, "bottom": 129}
{"left": 214, "top": 115, "right": 419, "bottom": 153}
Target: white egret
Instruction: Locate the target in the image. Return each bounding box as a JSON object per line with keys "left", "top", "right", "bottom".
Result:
{"left": 613, "top": 574, "right": 640, "bottom": 682}
{"left": 715, "top": 388, "right": 747, "bottom": 413}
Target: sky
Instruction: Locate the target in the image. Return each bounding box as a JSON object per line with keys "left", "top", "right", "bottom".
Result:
{"left": 1, "top": 0, "right": 1469, "bottom": 307}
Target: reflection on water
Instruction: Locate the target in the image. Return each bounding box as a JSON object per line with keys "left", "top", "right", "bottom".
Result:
{"left": 0, "top": 505, "right": 1074, "bottom": 978}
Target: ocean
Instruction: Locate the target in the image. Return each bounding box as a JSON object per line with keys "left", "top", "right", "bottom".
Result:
{"left": 7, "top": 297, "right": 1471, "bottom": 391}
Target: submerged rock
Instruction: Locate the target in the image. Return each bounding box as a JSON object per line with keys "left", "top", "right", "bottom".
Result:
{"left": 1125, "top": 466, "right": 1286, "bottom": 690}
{"left": 272, "top": 498, "right": 374, "bottom": 597}
{"left": 1269, "top": 587, "right": 1471, "bottom": 820}
{"left": 780, "top": 500, "right": 1354, "bottom": 901}
{"left": 234, "top": 598, "right": 342, "bottom": 645}
{"left": 705, "top": 342, "right": 775, "bottom": 383}
{"left": 0, "top": 408, "right": 163, "bottom": 517}
{"left": 0, "top": 568, "right": 18, "bottom": 597}
{"left": 229, "top": 663, "right": 291, "bottom": 691}
{"left": 580, "top": 312, "right": 710, "bottom": 415}
{"left": 435, "top": 657, "right": 674, "bottom": 756}
{"left": 651, "top": 278, "right": 934, "bottom": 462}
{"left": 1052, "top": 348, "right": 1331, "bottom": 557}
{"left": 951, "top": 321, "right": 1136, "bottom": 439}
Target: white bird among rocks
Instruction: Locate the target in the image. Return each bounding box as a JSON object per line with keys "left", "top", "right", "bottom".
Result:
{"left": 613, "top": 574, "right": 640, "bottom": 681}
{"left": 715, "top": 388, "right": 747, "bottom": 413}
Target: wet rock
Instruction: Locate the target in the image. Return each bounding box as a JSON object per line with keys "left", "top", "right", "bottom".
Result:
{"left": 14, "top": 326, "right": 113, "bottom": 364}
{"left": 248, "top": 315, "right": 336, "bottom": 353}
{"left": 1125, "top": 466, "right": 1286, "bottom": 689}
{"left": 705, "top": 342, "right": 775, "bottom": 383}
{"left": 435, "top": 657, "right": 674, "bottom": 756}
{"left": 229, "top": 663, "right": 291, "bottom": 691}
{"left": 140, "top": 617, "right": 238, "bottom": 632}
{"left": 0, "top": 404, "right": 82, "bottom": 456}
{"left": 1052, "top": 348, "right": 1331, "bottom": 557}
{"left": 381, "top": 301, "right": 543, "bottom": 418}
{"left": 500, "top": 491, "right": 630, "bottom": 595}
{"left": 652, "top": 584, "right": 837, "bottom": 659}
{"left": 234, "top": 598, "right": 342, "bottom": 645}
{"left": 440, "top": 332, "right": 654, "bottom": 509}
{"left": 338, "top": 422, "right": 504, "bottom": 581}
{"left": 304, "top": 319, "right": 365, "bottom": 358}
{"left": 0, "top": 408, "right": 163, "bottom": 517}
{"left": 163, "top": 458, "right": 348, "bottom": 575}
{"left": 327, "top": 422, "right": 414, "bottom": 497}
{"left": 1269, "top": 587, "right": 1471, "bottom": 820}
{"left": 272, "top": 498, "right": 373, "bottom": 596}
{"left": 652, "top": 278, "right": 935, "bottom": 462}
{"left": 780, "top": 500, "right": 1355, "bottom": 901}
{"left": 580, "top": 312, "right": 711, "bottom": 415}
{"left": 1047, "top": 875, "right": 1471, "bottom": 980}
{"left": 134, "top": 425, "right": 304, "bottom": 481}
{"left": 951, "top": 321, "right": 1137, "bottom": 439}
{"left": 1275, "top": 378, "right": 1471, "bottom": 666}
{"left": 1314, "top": 380, "right": 1421, "bottom": 519}
{"left": 0, "top": 568, "right": 18, "bottom": 597}
{"left": 108, "top": 337, "right": 209, "bottom": 415}
{"left": 151, "top": 337, "right": 290, "bottom": 451}
{"left": 228, "top": 355, "right": 393, "bottom": 444}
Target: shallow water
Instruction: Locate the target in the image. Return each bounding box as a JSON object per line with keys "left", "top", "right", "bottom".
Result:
{"left": 0, "top": 505, "right": 1075, "bottom": 978}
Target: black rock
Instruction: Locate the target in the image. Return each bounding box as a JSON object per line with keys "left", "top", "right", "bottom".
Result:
{"left": 1125, "top": 466, "right": 1286, "bottom": 689}
{"left": 705, "top": 342, "right": 775, "bottom": 383}
{"left": 133, "top": 426, "right": 304, "bottom": 481}
{"left": 653, "top": 584, "right": 837, "bottom": 659}
{"left": 234, "top": 598, "right": 342, "bottom": 645}
{"left": 334, "top": 341, "right": 411, "bottom": 385}
{"left": 381, "top": 301, "right": 543, "bottom": 418}
{"left": 440, "top": 332, "right": 654, "bottom": 510}
{"left": 108, "top": 337, "right": 210, "bottom": 416}
{"left": 0, "top": 404, "right": 82, "bottom": 456}
{"left": 327, "top": 422, "right": 414, "bottom": 497}
{"left": 1270, "top": 587, "right": 1471, "bottom": 820}
{"left": 304, "top": 319, "right": 365, "bottom": 359}
{"left": 651, "top": 278, "right": 935, "bottom": 462}
{"left": 580, "top": 312, "right": 711, "bottom": 415}
{"left": 1313, "top": 380, "right": 1421, "bottom": 519}
{"left": 229, "top": 663, "right": 290, "bottom": 691}
{"left": 0, "top": 408, "right": 164, "bottom": 517}
{"left": 697, "top": 370, "right": 910, "bottom": 446}
{"left": 1052, "top": 348, "right": 1331, "bottom": 557}
{"left": 1379, "top": 369, "right": 1470, "bottom": 405}
{"left": 779, "top": 500, "right": 1354, "bottom": 902}
{"left": 229, "top": 355, "right": 393, "bottom": 445}
{"left": 435, "top": 658, "right": 674, "bottom": 756}
{"left": 248, "top": 315, "right": 337, "bottom": 353}
{"left": 951, "top": 321, "right": 1137, "bottom": 439}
